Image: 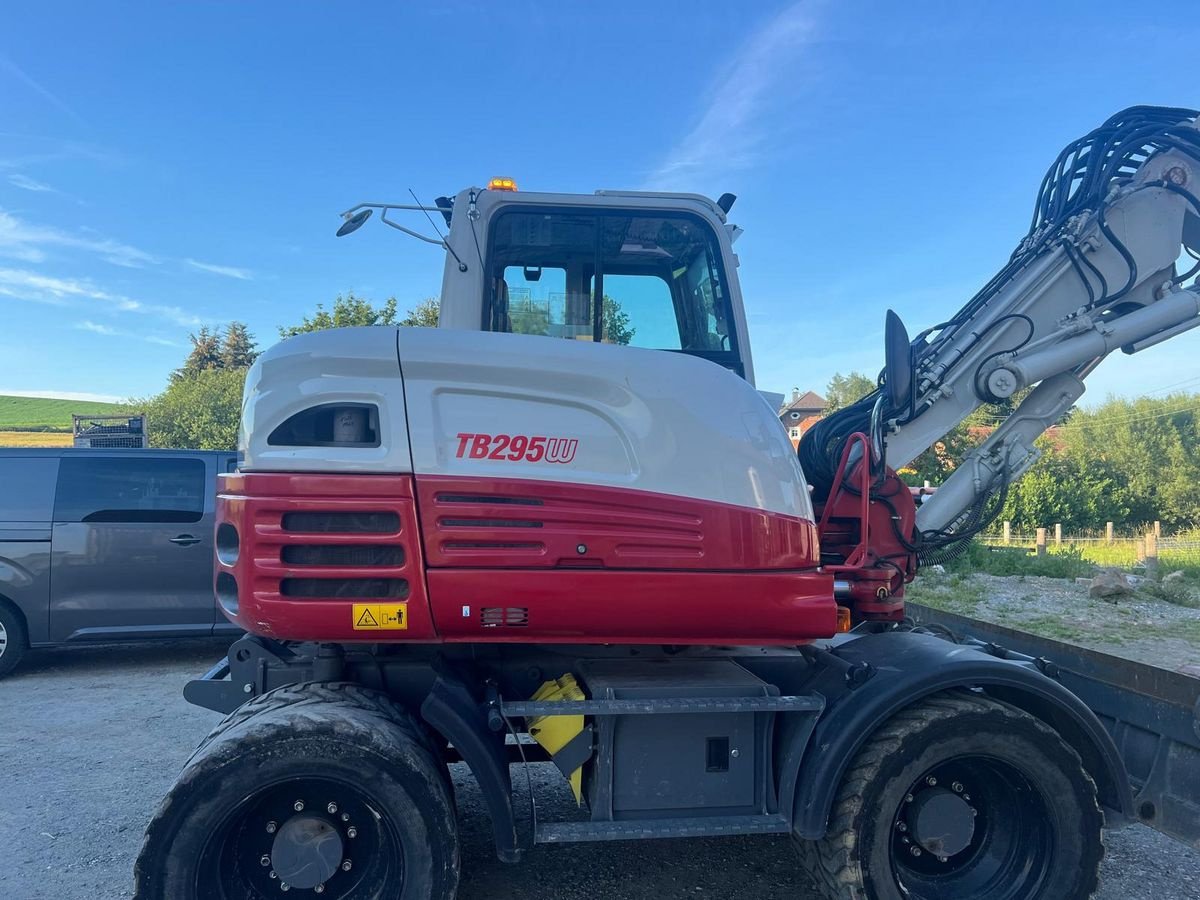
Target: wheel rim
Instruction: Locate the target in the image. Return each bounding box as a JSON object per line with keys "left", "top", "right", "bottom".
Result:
{"left": 0, "top": 621, "right": 7, "bottom": 658}
{"left": 197, "top": 776, "right": 404, "bottom": 899}
{"left": 890, "top": 756, "right": 1053, "bottom": 900}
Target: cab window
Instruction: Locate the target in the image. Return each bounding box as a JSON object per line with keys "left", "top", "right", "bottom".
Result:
{"left": 486, "top": 208, "right": 739, "bottom": 372}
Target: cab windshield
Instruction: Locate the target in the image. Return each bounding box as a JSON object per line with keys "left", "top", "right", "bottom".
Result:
{"left": 485, "top": 208, "right": 740, "bottom": 372}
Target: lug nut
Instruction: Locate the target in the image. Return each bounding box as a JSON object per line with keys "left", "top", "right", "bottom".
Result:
{"left": 314, "top": 886, "right": 325, "bottom": 895}
{"left": 938, "top": 856, "right": 949, "bottom": 863}
{"left": 969, "top": 807, "right": 978, "bottom": 817}
{"left": 341, "top": 860, "right": 353, "bottom": 872}
{"left": 925, "top": 776, "right": 937, "bottom": 787}
{"left": 341, "top": 812, "right": 350, "bottom": 822}
{"left": 896, "top": 822, "right": 908, "bottom": 833}
{"left": 952, "top": 781, "right": 963, "bottom": 793}
{"left": 269, "top": 871, "right": 277, "bottom": 880}
{"left": 910, "top": 846, "right": 922, "bottom": 857}
{"left": 280, "top": 884, "right": 290, "bottom": 892}
{"left": 265, "top": 821, "right": 278, "bottom": 834}
{"left": 293, "top": 801, "right": 305, "bottom": 812}
{"left": 904, "top": 793, "right": 914, "bottom": 803}
{"left": 260, "top": 855, "right": 271, "bottom": 867}
{"left": 346, "top": 826, "right": 358, "bottom": 839}
{"left": 327, "top": 802, "right": 338, "bottom": 815}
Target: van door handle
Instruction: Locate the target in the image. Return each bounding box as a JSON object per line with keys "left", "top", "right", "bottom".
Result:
{"left": 170, "top": 535, "right": 202, "bottom": 546}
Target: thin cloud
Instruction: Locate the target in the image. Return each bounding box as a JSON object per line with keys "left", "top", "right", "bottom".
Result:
{"left": 185, "top": 258, "right": 254, "bottom": 280}
{"left": 75, "top": 319, "right": 182, "bottom": 347}
{"left": 75, "top": 319, "right": 118, "bottom": 336}
{"left": 0, "top": 208, "right": 157, "bottom": 268}
{"left": 0, "top": 266, "right": 203, "bottom": 328}
{"left": 8, "top": 173, "right": 55, "bottom": 192}
{"left": 644, "top": 2, "right": 816, "bottom": 189}
{"left": 0, "top": 54, "right": 87, "bottom": 128}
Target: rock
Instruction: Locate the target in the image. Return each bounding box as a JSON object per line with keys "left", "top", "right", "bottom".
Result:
{"left": 1088, "top": 568, "right": 1134, "bottom": 600}
{"left": 927, "top": 564, "right": 946, "bottom": 575}
{"left": 1163, "top": 570, "right": 1186, "bottom": 584}
{"left": 1075, "top": 577, "right": 1094, "bottom": 586}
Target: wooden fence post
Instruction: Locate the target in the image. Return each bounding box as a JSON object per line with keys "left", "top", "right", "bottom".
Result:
{"left": 1106, "top": 521, "right": 1114, "bottom": 543}
{"left": 1054, "top": 523, "right": 1062, "bottom": 546}
{"left": 1003, "top": 521, "right": 1011, "bottom": 545}
{"left": 1036, "top": 528, "right": 1047, "bottom": 557}
{"left": 1145, "top": 531, "right": 1159, "bottom": 577}
{"left": 1154, "top": 520, "right": 1162, "bottom": 538}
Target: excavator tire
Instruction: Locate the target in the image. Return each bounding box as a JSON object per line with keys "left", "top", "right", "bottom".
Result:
{"left": 134, "top": 681, "right": 459, "bottom": 900}
{"left": 796, "top": 690, "right": 1104, "bottom": 900}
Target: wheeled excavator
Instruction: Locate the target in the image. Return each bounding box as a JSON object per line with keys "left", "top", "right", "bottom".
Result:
{"left": 136, "top": 105, "right": 1200, "bottom": 900}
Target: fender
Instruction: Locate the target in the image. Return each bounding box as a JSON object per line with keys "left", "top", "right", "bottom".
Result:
{"left": 785, "top": 630, "right": 1134, "bottom": 840}
{"left": 420, "top": 663, "right": 524, "bottom": 863}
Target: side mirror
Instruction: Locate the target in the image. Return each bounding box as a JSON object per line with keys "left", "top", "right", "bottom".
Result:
{"left": 884, "top": 309, "right": 914, "bottom": 415}
{"left": 336, "top": 209, "right": 373, "bottom": 237}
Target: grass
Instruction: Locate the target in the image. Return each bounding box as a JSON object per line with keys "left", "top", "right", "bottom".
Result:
{"left": 0, "top": 395, "right": 126, "bottom": 431}
{"left": 0, "top": 431, "right": 74, "bottom": 447}
{"left": 904, "top": 572, "right": 987, "bottom": 615}
{"left": 945, "top": 540, "right": 1095, "bottom": 580}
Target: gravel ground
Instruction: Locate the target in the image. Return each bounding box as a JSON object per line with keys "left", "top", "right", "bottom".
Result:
{"left": 1, "top": 640, "right": 1198, "bottom": 899}
{"left": 909, "top": 572, "right": 1200, "bottom": 673}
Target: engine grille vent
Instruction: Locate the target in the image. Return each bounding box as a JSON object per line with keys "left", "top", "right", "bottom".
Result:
{"left": 480, "top": 607, "right": 529, "bottom": 627}
{"left": 282, "top": 511, "right": 400, "bottom": 534}
{"left": 281, "top": 544, "right": 406, "bottom": 567}
{"left": 280, "top": 577, "right": 410, "bottom": 599}
{"left": 436, "top": 494, "right": 544, "bottom": 506}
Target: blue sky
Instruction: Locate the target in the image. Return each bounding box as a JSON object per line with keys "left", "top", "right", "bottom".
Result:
{"left": 2, "top": 1, "right": 1199, "bottom": 404}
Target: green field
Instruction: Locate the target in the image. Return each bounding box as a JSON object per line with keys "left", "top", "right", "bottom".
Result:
{"left": 0, "top": 394, "right": 127, "bottom": 432}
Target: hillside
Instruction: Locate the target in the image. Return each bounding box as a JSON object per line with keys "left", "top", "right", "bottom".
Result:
{"left": 0, "top": 395, "right": 127, "bottom": 431}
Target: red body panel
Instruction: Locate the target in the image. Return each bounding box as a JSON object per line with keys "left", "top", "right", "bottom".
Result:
{"left": 215, "top": 473, "right": 439, "bottom": 642}
{"left": 416, "top": 475, "right": 819, "bottom": 570}
{"left": 427, "top": 569, "right": 836, "bottom": 643}
{"left": 216, "top": 472, "right": 836, "bottom": 644}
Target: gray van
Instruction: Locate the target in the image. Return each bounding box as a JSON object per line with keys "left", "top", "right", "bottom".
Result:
{"left": 0, "top": 448, "right": 239, "bottom": 678}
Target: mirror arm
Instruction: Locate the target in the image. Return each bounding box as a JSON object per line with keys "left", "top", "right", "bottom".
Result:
{"left": 380, "top": 208, "right": 447, "bottom": 246}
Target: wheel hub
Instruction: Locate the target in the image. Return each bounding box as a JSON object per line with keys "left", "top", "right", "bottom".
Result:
{"left": 908, "top": 788, "right": 975, "bottom": 857}
{"left": 270, "top": 815, "right": 344, "bottom": 890}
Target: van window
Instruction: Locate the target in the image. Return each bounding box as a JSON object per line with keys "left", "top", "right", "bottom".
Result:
{"left": 54, "top": 457, "right": 206, "bottom": 524}
{"left": 0, "top": 458, "right": 59, "bottom": 522}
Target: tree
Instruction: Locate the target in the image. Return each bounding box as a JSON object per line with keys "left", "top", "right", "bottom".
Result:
{"left": 279, "top": 293, "right": 399, "bottom": 337}
{"left": 182, "top": 326, "right": 223, "bottom": 373}
{"left": 825, "top": 371, "right": 877, "bottom": 413}
{"left": 509, "top": 300, "right": 551, "bottom": 336}
{"left": 141, "top": 367, "right": 247, "bottom": 449}
{"left": 400, "top": 298, "right": 440, "bottom": 328}
{"left": 177, "top": 323, "right": 257, "bottom": 383}
{"left": 601, "top": 296, "right": 635, "bottom": 345}
{"left": 220, "top": 322, "right": 259, "bottom": 368}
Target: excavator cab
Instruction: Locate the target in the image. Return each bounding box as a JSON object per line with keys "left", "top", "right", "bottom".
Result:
{"left": 336, "top": 184, "right": 757, "bottom": 383}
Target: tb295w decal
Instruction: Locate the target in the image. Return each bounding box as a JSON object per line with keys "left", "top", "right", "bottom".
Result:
{"left": 455, "top": 433, "right": 578, "bottom": 464}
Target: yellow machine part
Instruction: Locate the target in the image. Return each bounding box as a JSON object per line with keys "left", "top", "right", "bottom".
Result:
{"left": 527, "top": 674, "right": 587, "bottom": 804}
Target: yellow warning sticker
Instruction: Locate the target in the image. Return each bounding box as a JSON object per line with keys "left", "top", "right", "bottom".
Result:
{"left": 352, "top": 603, "right": 408, "bottom": 630}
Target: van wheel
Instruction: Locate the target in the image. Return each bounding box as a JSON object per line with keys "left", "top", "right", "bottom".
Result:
{"left": 0, "top": 603, "right": 28, "bottom": 679}
{"left": 796, "top": 691, "right": 1104, "bottom": 900}
{"left": 134, "top": 682, "right": 459, "bottom": 900}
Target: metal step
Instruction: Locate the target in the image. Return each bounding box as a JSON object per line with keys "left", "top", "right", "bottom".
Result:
{"left": 535, "top": 814, "right": 792, "bottom": 843}
{"left": 500, "top": 695, "right": 823, "bottom": 718}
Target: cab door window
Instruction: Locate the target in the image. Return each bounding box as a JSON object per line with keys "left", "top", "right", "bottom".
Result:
{"left": 486, "top": 208, "right": 739, "bottom": 370}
